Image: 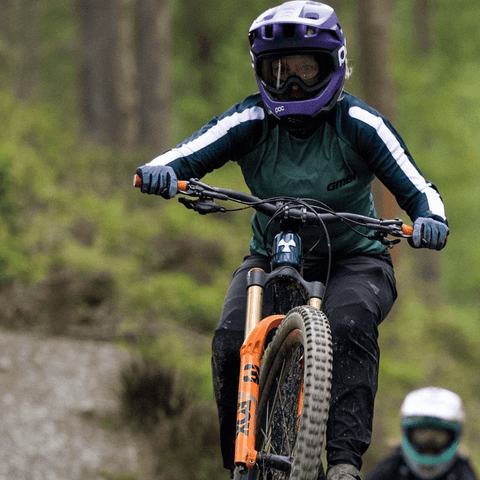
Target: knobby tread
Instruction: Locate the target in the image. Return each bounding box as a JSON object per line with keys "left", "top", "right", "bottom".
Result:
{"left": 255, "top": 305, "right": 333, "bottom": 480}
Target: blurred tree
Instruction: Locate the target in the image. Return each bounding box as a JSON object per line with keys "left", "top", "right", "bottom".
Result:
{"left": 0, "top": 0, "right": 41, "bottom": 99}
{"left": 356, "top": 0, "right": 397, "bottom": 223}
{"left": 76, "top": 0, "right": 171, "bottom": 151}
{"left": 135, "top": 0, "right": 171, "bottom": 151}
{"left": 114, "top": 0, "right": 140, "bottom": 149}
{"left": 413, "top": 0, "right": 432, "bottom": 56}
{"left": 411, "top": 0, "right": 442, "bottom": 303}
{"left": 77, "top": 0, "right": 117, "bottom": 143}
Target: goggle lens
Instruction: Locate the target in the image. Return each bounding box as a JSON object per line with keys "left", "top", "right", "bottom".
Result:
{"left": 259, "top": 52, "right": 335, "bottom": 92}
{"left": 408, "top": 428, "right": 455, "bottom": 455}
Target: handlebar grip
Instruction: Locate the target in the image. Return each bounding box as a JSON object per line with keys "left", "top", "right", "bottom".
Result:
{"left": 402, "top": 225, "right": 413, "bottom": 236}
{"left": 133, "top": 174, "right": 188, "bottom": 193}
{"left": 133, "top": 174, "right": 142, "bottom": 188}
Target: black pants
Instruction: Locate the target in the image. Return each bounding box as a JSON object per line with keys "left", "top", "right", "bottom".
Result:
{"left": 211, "top": 253, "right": 397, "bottom": 472}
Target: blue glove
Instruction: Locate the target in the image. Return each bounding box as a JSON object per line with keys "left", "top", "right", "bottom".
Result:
{"left": 135, "top": 164, "right": 178, "bottom": 198}
{"left": 409, "top": 217, "right": 449, "bottom": 250}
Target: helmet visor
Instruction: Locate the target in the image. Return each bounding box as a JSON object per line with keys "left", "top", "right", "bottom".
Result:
{"left": 406, "top": 427, "right": 456, "bottom": 455}
{"left": 258, "top": 51, "right": 336, "bottom": 94}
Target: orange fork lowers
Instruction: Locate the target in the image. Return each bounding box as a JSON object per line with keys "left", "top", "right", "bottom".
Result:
{"left": 235, "top": 314, "right": 284, "bottom": 470}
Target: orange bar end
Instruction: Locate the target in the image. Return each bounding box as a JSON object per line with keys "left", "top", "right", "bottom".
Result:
{"left": 133, "top": 174, "right": 142, "bottom": 188}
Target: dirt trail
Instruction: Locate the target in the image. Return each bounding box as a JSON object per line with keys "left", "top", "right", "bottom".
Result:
{"left": 0, "top": 330, "right": 153, "bottom": 480}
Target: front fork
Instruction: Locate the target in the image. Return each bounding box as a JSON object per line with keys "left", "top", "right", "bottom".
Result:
{"left": 234, "top": 265, "right": 325, "bottom": 472}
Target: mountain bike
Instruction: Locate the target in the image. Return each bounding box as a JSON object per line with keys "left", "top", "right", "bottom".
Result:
{"left": 134, "top": 175, "right": 412, "bottom": 480}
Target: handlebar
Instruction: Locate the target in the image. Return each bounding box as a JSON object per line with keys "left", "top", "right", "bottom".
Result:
{"left": 133, "top": 175, "right": 413, "bottom": 240}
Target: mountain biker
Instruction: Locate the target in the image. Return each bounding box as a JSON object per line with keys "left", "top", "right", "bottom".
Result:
{"left": 365, "top": 387, "right": 477, "bottom": 480}
{"left": 135, "top": 2, "right": 449, "bottom": 479}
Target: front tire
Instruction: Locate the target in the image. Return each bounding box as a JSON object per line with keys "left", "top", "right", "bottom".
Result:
{"left": 253, "top": 306, "right": 333, "bottom": 480}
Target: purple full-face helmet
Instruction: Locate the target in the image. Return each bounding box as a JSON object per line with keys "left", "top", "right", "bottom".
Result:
{"left": 249, "top": 1, "right": 347, "bottom": 120}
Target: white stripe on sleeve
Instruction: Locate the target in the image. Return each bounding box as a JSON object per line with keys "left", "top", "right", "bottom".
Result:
{"left": 349, "top": 106, "right": 446, "bottom": 220}
{"left": 147, "top": 106, "right": 265, "bottom": 166}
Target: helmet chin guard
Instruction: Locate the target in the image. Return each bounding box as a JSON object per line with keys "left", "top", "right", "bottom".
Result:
{"left": 249, "top": 1, "right": 347, "bottom": 119}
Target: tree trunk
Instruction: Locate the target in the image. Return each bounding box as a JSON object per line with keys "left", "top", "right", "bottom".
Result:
{"left": 135, "top": 0, "right": 172, "bottom": 152}
{"left": 76, "top": 0, "right": 171, "bottom": 151}
{"left": 414, "top": 0, "right": 433, "bottom": 56}
{"left": 325, "top": 0, "right": 342, "bottom": 13}
{"left": 77, "top": 0, "right": 117, "bottom": 143}
{"left": 356, "top": 0, "right": 398, "bottom": 250}
{"left": 356, "top": 0, "right": 395, "bottom": 121}
{"left": 114, "top": 0, "right": 140, "bottom": 150}
{"left": 0, "top": 0, "right": 9, "bottom": 37}
{"left": 412, "top": 0, "right": 441, "bottom": 301}
{"left": 1, "top": 0, "right": 41, "bottom": 99}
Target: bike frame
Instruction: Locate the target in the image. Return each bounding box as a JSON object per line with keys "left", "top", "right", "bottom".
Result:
{"left": 234, "top": 230, "right": 325, "bottom": 472}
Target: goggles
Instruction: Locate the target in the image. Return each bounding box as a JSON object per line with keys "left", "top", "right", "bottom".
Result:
{"left": 258, "top": 51, "right": 336, "bottom": 95}
{"left": 405, "top": 427, "right": 456, "bottom": 455}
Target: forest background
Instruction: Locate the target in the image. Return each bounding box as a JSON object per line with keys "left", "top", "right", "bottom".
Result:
{"left": 0, "top": 0, "right": 479, "bottom": 478}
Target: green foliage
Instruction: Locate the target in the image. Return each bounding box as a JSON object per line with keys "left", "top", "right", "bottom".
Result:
{"left": 391, "top": 0, "right": 480, "bottom": 304}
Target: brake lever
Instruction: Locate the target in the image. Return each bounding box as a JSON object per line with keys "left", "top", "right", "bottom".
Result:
{"left": 178, "top": 197, "right": 226, "bottom": 215}
{"left": 368, "top": 230, "right": 401, "bottom": 249}
{"left": 381, "top": 238, "right": 401, "bottom": 249}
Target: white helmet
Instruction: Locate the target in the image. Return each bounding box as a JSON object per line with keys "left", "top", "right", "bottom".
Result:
{"left": 400, "top": 387, "right": 465, "bottom": 479}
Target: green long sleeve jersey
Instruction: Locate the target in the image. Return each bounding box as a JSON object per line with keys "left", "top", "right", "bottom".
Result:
{"left": 148, "top": 92, "right": 447, "bottom": 263}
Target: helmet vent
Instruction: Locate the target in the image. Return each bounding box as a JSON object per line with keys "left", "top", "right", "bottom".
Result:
{"left": 305, "top": 12, "right": 320, "bottom": 20}
{"left": 282, "top": 23, "right": 296, "bottom": 38}
{"left": 264, "top": 25, "right": 273, "bottom": 39}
